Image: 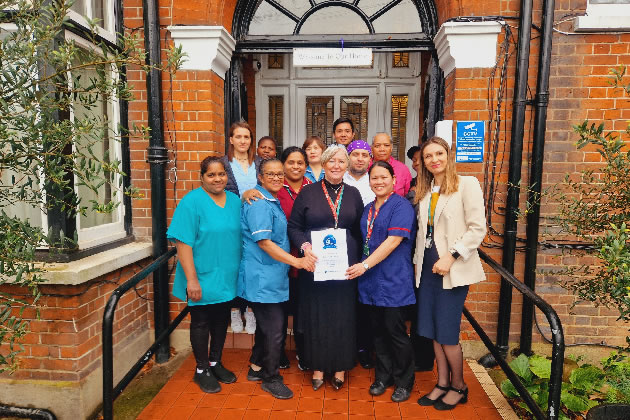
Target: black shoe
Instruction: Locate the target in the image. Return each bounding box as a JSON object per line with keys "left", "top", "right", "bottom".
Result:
{"left": 417, "top": 383, "right": 449, "bottom": 406}
{"left": 211, "top": 362, "right": 236, "bottom": 384}
{"left": 296, "top": 356, "right": 310, "bottom": 371}
{"left": 331, "top": 376, "right": 345, "bottom": 391}
{"left": 434, "top": 386, "right": 468, "bottom": 411}
{"left": 357, "top": 350, "right": 374, "bottom": 369}
{"left": 369, "top": 380, "right": 393, "bottom": 396}
{"left": 311, "top": 378, "right": 324, "bottom": 391}
{"left": 279, "top": 353, "right": 290, "bottom": 369}
{"left": 247, "top": 367, "right": 264, "bottom": 381}
{"left": 391, "top": 387, "right": 412, "bottom": 403}
{"left": 193, "top": 368, "right": 221, "bottom": 393}
{"left": 261, "top": 378, "right": 294, "bottom": 399}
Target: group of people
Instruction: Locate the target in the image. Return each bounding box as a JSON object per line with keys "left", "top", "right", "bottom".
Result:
{"left": 166, "top": 117, "right": 487, "bottom": 410}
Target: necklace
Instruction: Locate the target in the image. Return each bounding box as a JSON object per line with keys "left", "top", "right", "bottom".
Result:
{"left": 321, "top": 182, "right": 345, "bottom": 229}
{"left": 329, "top": 184, "right": 342, "bottom": 194}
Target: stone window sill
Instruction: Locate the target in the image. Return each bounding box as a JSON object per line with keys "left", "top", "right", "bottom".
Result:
{"left": 574, "top": 15, "right": 630, "bottom": 32}
{"left": 42, "top": 242, "right": 153, "bottom": 285}
{"left": 573, "top": 4, "right": 630, "bottom": 32}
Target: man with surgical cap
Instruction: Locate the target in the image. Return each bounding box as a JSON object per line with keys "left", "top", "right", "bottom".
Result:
{"left": 343, "top": 140, "right": 375, "bottom": 207}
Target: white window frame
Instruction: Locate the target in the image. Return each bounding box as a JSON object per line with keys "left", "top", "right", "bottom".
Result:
{"left": 1, "top": 23, "right": 49, "bottom": 238}
{"left": 67, "top": 0, "right": 117, "bottom": 44}
{"left": 574, "top": 0, "right": 630, "bottom": 32}
{"left": 66, "top": 30, "right": 126, "bottom": 249}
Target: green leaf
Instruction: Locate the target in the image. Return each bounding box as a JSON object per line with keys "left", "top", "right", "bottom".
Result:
{"left": 530, "top": 355, "right": 552, "bottom": 379}
{"left": 501, "top": 379, "right": 519, "bottom": 398}
{"left": 510, "top": 354, "right": 534, "bottom": 383}
{"left": 570, "top": 365, "right": 604, "bottom": 391}
{"left": 561, "top": 390, "right": 596, "bottom": 412}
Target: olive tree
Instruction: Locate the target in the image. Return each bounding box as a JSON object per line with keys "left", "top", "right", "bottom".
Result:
{"left": 556, "top": 66, "right": 630, "bottom": 339}
{"left": 0, "top": 0, "right": 182, "bottom": 371}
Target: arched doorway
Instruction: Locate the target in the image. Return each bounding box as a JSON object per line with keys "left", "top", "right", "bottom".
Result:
{"left": 227, "top": 0, "right": 443, "bottom": 163}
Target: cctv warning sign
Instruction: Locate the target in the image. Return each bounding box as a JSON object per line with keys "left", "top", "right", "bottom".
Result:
{"left": 455, "top": 121, "right": 485, "bottom": 163}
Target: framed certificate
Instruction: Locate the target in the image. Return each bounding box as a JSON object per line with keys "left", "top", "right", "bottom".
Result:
{"left": 311, "top": 228, "right": 349, "bottom": 281}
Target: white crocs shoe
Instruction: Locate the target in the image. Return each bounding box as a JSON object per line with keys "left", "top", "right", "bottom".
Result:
{"left": 230, "top": 309, "right": 244, "bottom": 333}
{"left": 244, "top": 310, "right": 256, "bottom": 334}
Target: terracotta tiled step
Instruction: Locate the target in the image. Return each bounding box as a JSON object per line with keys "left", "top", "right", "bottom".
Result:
{"left": 137, "top": 349, "right": 506, "bottom": 420}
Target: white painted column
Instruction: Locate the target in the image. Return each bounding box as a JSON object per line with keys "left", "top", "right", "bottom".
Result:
{"left": 166, "top": 26, "right": 236, "bottom": 79}
{"left": 433, "top": 21, "right": 503, "bottom": 77}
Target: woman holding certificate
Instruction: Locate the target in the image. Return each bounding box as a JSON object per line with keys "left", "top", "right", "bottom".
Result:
{"left": 288, "top": 145, "right": 364, "bottom": 391}
{"left": 346, "top": 160, "right": 416, "bottom": 403}
{"left": 412, "top": 136, "right": 486, "bottom": 411}
{"left": 238, "top": 158, "right": 316, "bottom": 399}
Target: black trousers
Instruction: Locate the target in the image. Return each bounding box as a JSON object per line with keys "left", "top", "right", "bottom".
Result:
{"left": 250, "top": 302, "right": 285, "bottom": 382}
{"left": 189, "top": 301, "right": 231, "bottom": 369}
{"left": 357, "top": 302, "right": 374, "bottom": 354}
{"left": 281, "top": 277, "right": 304, "bottom": 361}
{"left": 368, "top": 306, "right": 415, "bottom": 390}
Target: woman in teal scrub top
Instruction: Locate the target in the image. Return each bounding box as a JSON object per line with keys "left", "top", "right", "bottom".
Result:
{"left": 167, "top": 156, "right": 241, "bottom": 394}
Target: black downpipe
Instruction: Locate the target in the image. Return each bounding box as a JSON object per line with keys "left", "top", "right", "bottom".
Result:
{"left": 142, "top": 0, "right": 170, "bottom": 363}
{"left": 520, "top": 0, "right": 556, "bottom": 355}
{"left": 490, "top": 0, "right": 534, "bottom": 361}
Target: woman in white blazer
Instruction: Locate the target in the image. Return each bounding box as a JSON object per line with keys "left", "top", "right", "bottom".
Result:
{"left": 412, "top": 136, "right": 486, "bottom": 411}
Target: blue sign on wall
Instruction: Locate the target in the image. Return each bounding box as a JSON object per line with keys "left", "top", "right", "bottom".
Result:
{"left": 455, "top": 121, "right": 485, "bottom": 163}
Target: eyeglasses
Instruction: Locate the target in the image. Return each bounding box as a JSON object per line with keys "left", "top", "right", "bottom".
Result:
{"left": 263, "top": 172, "right": 284, "bottom": 179}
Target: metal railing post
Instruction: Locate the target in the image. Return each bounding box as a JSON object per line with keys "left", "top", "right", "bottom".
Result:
{"left": 101, "top": 248, "right": 176, "bottom": 420}
{"left": 478, "top": 250, "right": 564, "bottom": 420}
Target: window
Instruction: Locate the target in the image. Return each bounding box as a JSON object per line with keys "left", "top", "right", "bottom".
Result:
{"left": 574, "top": 0, "right": 630, "bottom": 31}
{"left": 340, "top": 96, "right": 369, "bottom": 140}
{"left": 1, "top": 2, "right": 128, "bottom": 255}
{"left": 68, "top": 0, "right": 116, "bottom": 43}
{"left": 69, "top": 33, "right": 126, "bottom": 249}
{"left": 248, "top": 0, "right": 423, "bottom": 36}
{"left": 391, "top": 95, "right": 409, "bottom": 162}
{"left": 268, "top": 53, "right": 284, "bottom": 69}
{"left": 268, "top": 95, "right": 284, "bottom": 150}
{"left": 306, "top": 96, "right": 334, "bottom": 145}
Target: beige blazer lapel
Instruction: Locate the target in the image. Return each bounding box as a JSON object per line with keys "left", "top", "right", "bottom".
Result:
{"left": 432, "top": 192, "right": 451, "bottom": 227}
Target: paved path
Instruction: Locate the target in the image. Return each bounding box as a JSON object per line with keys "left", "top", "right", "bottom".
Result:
{"left": 138, "top": 349, "right": 507, "bottom": 420}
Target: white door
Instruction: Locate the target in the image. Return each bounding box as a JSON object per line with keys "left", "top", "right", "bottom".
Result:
{"left": 255, "top": 52, "right": 421, "bottom": 165}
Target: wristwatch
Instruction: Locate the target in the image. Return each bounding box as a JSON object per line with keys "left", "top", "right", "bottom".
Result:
{"left": 362, "top": 262, "right": 370, "bottom": 270}
{"left": 450, "top": 249, "right": 461, "bottom": 259}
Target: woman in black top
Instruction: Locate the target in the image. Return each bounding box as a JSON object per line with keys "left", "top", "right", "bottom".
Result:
{"left": 288, "top": 144, "right": 364, "bottom": 392}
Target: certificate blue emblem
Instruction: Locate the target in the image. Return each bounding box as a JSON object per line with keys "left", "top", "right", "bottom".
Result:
{"left": 323, "top": 234, "right": 337, "bottom": 249}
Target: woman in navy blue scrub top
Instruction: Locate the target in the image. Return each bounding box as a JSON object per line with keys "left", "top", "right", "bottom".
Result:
{"left": 166, "top": 156, "right": 241, "bottom": 394}
{"left": 239, "top": 158, "right": 316, "bottom": 400}
{"left": 347, "top": 160, "right": 416, "bottom": 403}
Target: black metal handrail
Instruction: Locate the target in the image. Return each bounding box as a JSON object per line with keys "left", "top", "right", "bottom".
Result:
{"left": 471, "top": 249, "right": 565, "bottom": 420}
{"left": 101, "top": 247, "right": 187, "bottom": 420}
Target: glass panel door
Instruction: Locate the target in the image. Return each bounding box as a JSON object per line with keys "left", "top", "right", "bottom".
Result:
{"left": 305, "top": 96, "right": 334, "bottom": 145}
{"left": 297, "top": 87, "right": 379, "bottom": 147}
{"left": 391, "top": 94, "right": 408, "bottom": 162}
{"left": 340, "top": 96, "right": 369, "bottom": 141}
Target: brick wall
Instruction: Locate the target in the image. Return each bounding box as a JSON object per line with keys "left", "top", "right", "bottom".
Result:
{"left": 120, "top": 0, "right": 630, "bottom": 351}
{"left": 4, "top": 3, "right": 629, "bottom": 414}
{"left": 0, "top": 262, "right": 152, "bottom": 381}
{"left": 435, "top": 0, "right": 630, "bottom": 347}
